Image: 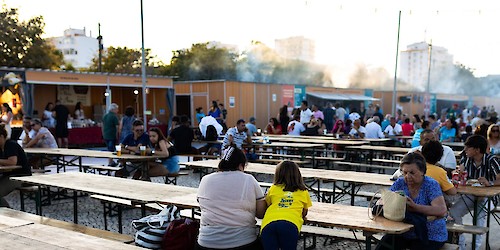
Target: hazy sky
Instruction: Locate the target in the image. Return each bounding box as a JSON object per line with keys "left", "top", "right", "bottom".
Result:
{"left": 5, "top": 0, "right": 500, "bottom": 85}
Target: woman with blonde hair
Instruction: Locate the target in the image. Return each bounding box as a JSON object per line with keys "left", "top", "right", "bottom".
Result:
{"left": 487, "top": 124, "right": 500, "bottom": 155}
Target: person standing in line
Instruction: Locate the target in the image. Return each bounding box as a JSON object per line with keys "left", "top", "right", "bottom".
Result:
{"left": 334, "top": 103, "right": 346, "bottom": 122}
{"left": 195, "top": 107, "right": 206, "bottom": 124}
{"left": 323, "top": 102, "right": 335, "bottom": 132}
{"left": 299, "top": 101, "right": 312, "bottom": 125}
{"left": 119, "top": 106, "right": 136, "bottom": 143}
{"left": 103, "top": 103, "right": 120, "bottom": 167}
{"left": 278, "top": 105, "right": 290, "bottom": 135}
{"left": 1, "top": 103, "right": 13, "bottom": 139}
{"left": 219, "top": 103, "right": 228, "bottom": 132}
{"left": 53, "top": 100, "right": 70, "bottom": 148}
{"left": 260, "top": 161, "right": 312, "bottom": 250}
{"left": 74, "top": 102, "right": 85, "bottom": 120}
{"left": 208, "top": 101, "right": 222, "bottom": 128}
{"left": 311, "top": 104, "right": 324, "bottom": 120}
{"left": 42, "top": 102, "right": 56, "bottom": 128}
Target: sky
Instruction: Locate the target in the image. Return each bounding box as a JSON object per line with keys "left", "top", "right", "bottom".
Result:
{"left": 4, "top": 0, "right": 500, "bottom": 86}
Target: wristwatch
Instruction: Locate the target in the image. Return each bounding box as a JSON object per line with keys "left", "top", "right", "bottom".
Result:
{"left": 151, "top": 150, "right": 155, "bottom": 155}
{"left": 125, "top": 145, "right": 129, "bottom": 149}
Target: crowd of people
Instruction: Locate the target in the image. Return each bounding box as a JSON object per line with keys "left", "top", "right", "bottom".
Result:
{"left": 1, "top": 98, "right": 500, "bottom": 250}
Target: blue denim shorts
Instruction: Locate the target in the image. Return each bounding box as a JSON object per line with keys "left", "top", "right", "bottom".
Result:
{"left": 162, "top": 155, "right": 179, "bottom": 173}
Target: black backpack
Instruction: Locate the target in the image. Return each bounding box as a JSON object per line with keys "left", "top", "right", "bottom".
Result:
{"left": 204, "top": 125, "right": 218, "bottom": 141}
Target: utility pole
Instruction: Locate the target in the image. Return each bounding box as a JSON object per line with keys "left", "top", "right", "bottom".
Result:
{"left": 391, "top": 11, "right": 401, "bottom": 117}
{"left": 425, "top": 41, "right": 433, "bottom": 120}
{"left": 97, "top": 23, "right": 103, "bottom": 73}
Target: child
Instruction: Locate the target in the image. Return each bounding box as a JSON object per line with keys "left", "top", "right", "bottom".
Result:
{"left": 260, "top": 161, "right": 312, "bottom": 250}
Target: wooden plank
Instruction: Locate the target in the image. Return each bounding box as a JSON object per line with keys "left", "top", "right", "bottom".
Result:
{"left": 0, "top": 231, "right": 66, "bottom": 250}
{"left": 446, "top": 223, "right": 489, "bottom": 235}
{"left": 2, "top": 224, "right": 140, "bottom": 249}
{"left": 0, "top": 208, "right": 134, "bottom": 243}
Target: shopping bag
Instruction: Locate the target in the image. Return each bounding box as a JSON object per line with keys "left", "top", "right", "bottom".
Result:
{"left": 132, "top": 204, "right": 181, "bottom": 249}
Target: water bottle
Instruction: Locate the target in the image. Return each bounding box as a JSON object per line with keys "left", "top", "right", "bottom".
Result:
{"left": 264, "top": 136, "right": 269, "bottom": 144}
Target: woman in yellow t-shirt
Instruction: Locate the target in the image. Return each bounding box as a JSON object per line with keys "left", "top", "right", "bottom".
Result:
{"left": 260, "top": 161, "right": 312, "bottom": 250}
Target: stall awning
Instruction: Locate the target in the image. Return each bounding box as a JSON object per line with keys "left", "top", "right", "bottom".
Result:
{"left": 307, "top": 92, "right": 379, "bottom": 101}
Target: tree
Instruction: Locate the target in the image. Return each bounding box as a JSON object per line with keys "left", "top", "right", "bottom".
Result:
{"left": 0, "top": 6, "right": 63, "bottom": 69}
{"left": 164, "top": 42, "right": 237, "bottom": 80}
{"left": 452, "top": 63, "right": 479, "bottom": 95}
{"left": 88, "top": 46, "right": 157, "bottom": 74}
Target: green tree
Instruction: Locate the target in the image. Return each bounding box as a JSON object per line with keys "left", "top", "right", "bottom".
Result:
{"left": 164, "top": 42, "right": 237, "bottom": 80}
{"left": 0, "top": 6, "right": 63, "bottom": 69}
{"left": 88, "top": 46, "right": 157, "bottom": 74}
{"left": 453, "top": 63, "right": 478, "bottom": 95}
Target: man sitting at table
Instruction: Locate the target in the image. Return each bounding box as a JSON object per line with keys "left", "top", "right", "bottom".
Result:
{"left": 0, "top": 124, "right": 31, "bottom": 208}
{"left": 24, "top": 118, "right": 58, "bottom": 169}
{"left": 18, "top": 116, "right": 35, "bottom": 145}
{"left": 450, "top": 135, "right": 500, "bottom": 250}
{"left": 365, "top": 117, "right": 384, "bottom": 139}
{"left": 392, "top": 129, "right": 457, "bottom": 179}
{"left": 115, "top": 120, "right": 150, "bottom": 178}
{"left": 383, "top": 117, "right": 403, "bottom": 137}
{"left": 287, "top": 114, "right": 305, "bottom": 136}
{"left": 348, "top": 119, "right": 366, "bottom": 139}
{"left": 222, "top": 119, "right": 252, "bottom": 152}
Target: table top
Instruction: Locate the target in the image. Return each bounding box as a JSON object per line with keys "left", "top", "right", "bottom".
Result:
{"left": 181, "top": 160, "right": 394, "bottom": 186}
{"left": 456, "top": 185, "right": 500, "bottom": 197}
{"left": 250, "top": 141, "right": 325, "bottom": 148}
{"left": 0, "top": 218, "right": 140, "bottom": 250}
{"left": 24, "top": 148, "right": 159, "bottom": 161}
{"left": 11, "top": 172, "right": 199, "bottom": 208}
{"left": 0, "top": 165, "right": 21, "bottom": 173}
{"left": 256, "top": 136, "right": 368, "bottom": 146}
{"left": 307, "top": 202, "right": 413, "bottom": 234}
{"left": 346, "top": 145, "right": 411, "bottom": 154}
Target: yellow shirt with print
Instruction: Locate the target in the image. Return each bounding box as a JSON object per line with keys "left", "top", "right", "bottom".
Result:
{"left": 426, "top": 163, "right": 454, "bottom": 192}
{"left": 261, "top": 184, "right": 312, "bottom": 232}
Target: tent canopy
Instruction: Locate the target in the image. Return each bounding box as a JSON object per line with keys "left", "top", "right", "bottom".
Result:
{"left": 307, "top": 92, "right": 379, "bottom": 101}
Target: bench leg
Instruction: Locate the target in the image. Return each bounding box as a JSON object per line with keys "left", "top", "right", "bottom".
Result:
{"left": 19, "top": 190, "right": 26, "bottom": 212}
{"left": 36, "top": 186, "right": 42, "bottom": 215}
{"left": 118, "top": 205, "right": 123, "bottom": 234}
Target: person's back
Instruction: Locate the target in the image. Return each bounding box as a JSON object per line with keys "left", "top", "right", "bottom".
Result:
{"left": 120, "top": 115, "right": 135, "bottom": 142}
{"left": 260, "top": 161, "right": 312, "bottom": 250}
{"left": 170, "top": 124, "right": 194, "bottom": 154}
{"left": 197, "top": 147, "right": 265, "bottom": 249}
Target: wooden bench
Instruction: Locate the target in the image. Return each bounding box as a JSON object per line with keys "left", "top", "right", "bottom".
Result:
{"left": 0, "top": 207, "right": 134, "bottom": 243}
{"left": 17, "top": 185, "right": 52, "bottom": 215}
{"left": 180, "top": 154, "right": 220, "bottom": 162}
{"left": 251, "top": 158, "right": 311, "bottom": 165}
{"left": 163, "top": 170, "right": 190, "bottom": 185}
{"left": 309, "top": 186, "right": 380, "bottom": 203}
{"left": 371, "top": 158, "right": 401, "bottom": 166}
{"left": 333, "top": 161, "right": 398, "bottom": 173}
{"left": 90, "top": 194, "right": 165, "bottom": 233}
{"left": 446, "top": 222, "right": 489, "bottom": 245}
{"left": 82, "top": 164, "right": 121, "bottom": 176}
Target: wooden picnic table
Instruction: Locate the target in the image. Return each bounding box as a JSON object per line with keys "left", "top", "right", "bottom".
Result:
{"left": 456, "top": 185, "right": 500, "bottom": 250}
{"left": 11, "top": 172, "right": 198, "bottom": 223}
{"left": 24, "top": 148, "right": 159, "bottom": 179}
{"left": 181, "top": 159, "right": 393, "bottom": 205}
{"left": 307, "top": 202, "right": 413, "bottom": 250}
{"left": 0, "top": 214, "right": 140, "bottom": 249}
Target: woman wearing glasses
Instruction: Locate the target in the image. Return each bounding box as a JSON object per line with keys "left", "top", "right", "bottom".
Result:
{"left": 487, "top": 124, "right": 500, "bottom": 155}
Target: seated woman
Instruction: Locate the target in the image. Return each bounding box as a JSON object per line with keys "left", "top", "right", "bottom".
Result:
{"left": 0, "top": 124, "right": 31, "bottom": 207}
{"left": 24, "top": 118, "right": 58, "bottom": 169}
{"left": 144, "top": 127, "right": 179, "bottom": 179}
{"left": 197, "top": 146, "right": 267, "bottom": 249}
{"left": 301, "top": 118, "right": 320, "bottom": 136}
{"left": 265, "top": 118, "right": 282, "bottom": 135}
{"left": 376, "top": 152, "right": 448, "bottom": 250}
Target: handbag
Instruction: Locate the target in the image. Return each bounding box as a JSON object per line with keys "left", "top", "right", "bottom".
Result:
{"left": 369, "top": 189, "right": 406, "bottom": 222}
{"left": 132, "top": 204, "right": 181, "bottom": 249}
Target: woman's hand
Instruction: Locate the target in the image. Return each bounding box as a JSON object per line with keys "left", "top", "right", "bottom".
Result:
{"left": 405, "top": 196, "right": 417, "bottom": 210}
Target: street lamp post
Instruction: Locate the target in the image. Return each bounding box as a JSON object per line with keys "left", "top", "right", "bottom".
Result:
{"left": 391, "top": 11, "right": 401, "bottom": 117}
{"left": 140, "top": 0, "right": 147, "bottom": 128}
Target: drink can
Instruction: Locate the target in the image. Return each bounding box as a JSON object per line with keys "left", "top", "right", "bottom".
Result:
{"left": 452, "top": 172, "right": 460, "bottom": 188}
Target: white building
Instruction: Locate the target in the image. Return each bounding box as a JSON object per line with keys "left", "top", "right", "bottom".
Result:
{"left": 399, "top": 42, "right": 454, "bottom": 91}
{"left": 274, "top": 36, "right": 315, "bottom": 62}
{"left": 48, "top": 28, "right": 98, "bottom": 69}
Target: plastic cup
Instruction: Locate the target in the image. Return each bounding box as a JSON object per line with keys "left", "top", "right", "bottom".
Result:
{"left": 140, "top": 146, "right": 146, "bottom": 156}
{"left": 115, "top": 145, "right": 122, "bottom": 156}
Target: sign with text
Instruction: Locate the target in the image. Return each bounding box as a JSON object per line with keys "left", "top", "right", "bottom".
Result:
{"left": 57, "top": 85, "right": 91, "bottom": 106}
